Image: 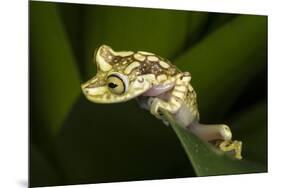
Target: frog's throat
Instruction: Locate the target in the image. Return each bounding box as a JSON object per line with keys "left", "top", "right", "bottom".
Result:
{"left": 142, "top": 82, "right": 175, "bottom": 96}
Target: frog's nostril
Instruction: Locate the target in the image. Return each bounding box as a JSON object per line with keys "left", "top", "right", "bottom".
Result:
{"left": 81, "top": 87, "right": 89, "bottom": 95}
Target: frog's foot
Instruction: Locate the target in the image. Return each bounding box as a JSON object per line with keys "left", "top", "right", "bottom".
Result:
{"left": 216, "top": 140, "right": 243, "bottom": 160}
{"left": 150, "top": 97, "right": 181, "bottom": 120}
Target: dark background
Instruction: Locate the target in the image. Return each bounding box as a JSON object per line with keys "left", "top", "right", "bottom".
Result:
{"left": 30, "top": 1, "right": 267, "bottom": 187}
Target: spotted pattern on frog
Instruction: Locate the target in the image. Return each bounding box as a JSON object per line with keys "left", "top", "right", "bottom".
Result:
{"left": 100, "top": 50, "right": 178, "bottom": 78}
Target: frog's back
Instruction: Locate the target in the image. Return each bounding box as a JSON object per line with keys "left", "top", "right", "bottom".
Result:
{"left": 133, "top": 51, "right": 180, "bottom": 77}
{"left": 107, "top": 50, "right": 179, "bottom": 77}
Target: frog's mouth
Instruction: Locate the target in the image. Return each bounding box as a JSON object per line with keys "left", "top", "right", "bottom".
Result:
{"left": 81, "top": 81, "right": 111, "bottom": 103}
{"left": 81, "top": 85, "right": 147, "bottom": 104}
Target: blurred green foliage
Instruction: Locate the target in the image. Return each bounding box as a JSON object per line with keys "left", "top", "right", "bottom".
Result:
{"left": 29, "top": 1, "right": 267, "bottom": 187}
{"left": 30, "top": 2, "right": 81, "bottom": 136}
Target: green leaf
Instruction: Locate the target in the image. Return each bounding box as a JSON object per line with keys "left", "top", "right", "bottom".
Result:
{"left": 164, "top": 112, "right": 267, "bottom": 176}
{"left": 183, "top": 12, "right": 209, "bottom": 48}
{"left": 205, "top": 13, "right": 237, "bottom": 34}
{"left": 230, "top": 102, "right": 267, "bottom": 165}
{"left": 58, "top": 3, "right": 85, "bottom": 77}
{"left": 81, "top": 5, "right": 201, "bottom": 79}
{"left": 30, "top": 2, "right": 81, "bottom": 135}
{"left": 54, "top": 96, "right": 195, "bottom": 185}
{"left": 174, "top": 15, "right": 267, "bottom": 121}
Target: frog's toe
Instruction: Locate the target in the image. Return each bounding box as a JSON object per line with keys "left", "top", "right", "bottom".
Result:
{"left": 150, "top": 98, "right": 159, "bottom": 115}
{"left": 217, "top": 140, "right": 243, "bottom": 160}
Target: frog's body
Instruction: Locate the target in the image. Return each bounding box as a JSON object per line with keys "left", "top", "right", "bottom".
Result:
{"left": 81, "top": 45, "right": 242, "bottom": 159}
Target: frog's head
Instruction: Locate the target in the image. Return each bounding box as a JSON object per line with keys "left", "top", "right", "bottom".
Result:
{"left": 81, "top": 45, "right": 156, "bottom": 103}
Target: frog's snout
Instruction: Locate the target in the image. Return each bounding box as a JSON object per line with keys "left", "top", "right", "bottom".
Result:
{"left": 81, "top": 82, "right": 90, "bottom": 96}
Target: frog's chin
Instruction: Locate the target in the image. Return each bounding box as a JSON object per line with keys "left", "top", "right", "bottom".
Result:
{"left": 84, "top": 90, "right": 148, "bottom": 104}
{"left": 82, "top": 85, "right": 151, "bottom": 104}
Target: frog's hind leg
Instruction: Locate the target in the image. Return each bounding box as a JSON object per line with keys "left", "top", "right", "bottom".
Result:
{"left": 188, "top": 123, "right": 232, "bottom": 141}
{"left": 188, "top": 123, "right": 242, "bottom": 159}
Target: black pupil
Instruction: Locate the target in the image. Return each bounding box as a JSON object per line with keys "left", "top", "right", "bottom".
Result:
{"left": 108, "top": 82, "right": 118, "bottom": 88}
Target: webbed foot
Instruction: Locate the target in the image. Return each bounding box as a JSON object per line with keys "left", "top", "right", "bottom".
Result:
{"left": 216, "top": 140, "right": 243, "bottom": 160}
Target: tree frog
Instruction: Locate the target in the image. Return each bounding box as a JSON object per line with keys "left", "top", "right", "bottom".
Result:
{"left": 81, "top": 45, "right": 242, "bottom": 159}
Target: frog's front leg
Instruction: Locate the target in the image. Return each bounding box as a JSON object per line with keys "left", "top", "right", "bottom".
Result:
{"left": 150, "top": 72, "right": 191, "bottom": 119}
{"left": 150, "top": 98, "right": 180, "bottom": 119}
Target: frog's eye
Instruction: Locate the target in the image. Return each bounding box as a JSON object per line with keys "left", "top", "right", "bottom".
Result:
{"left": 106, "top": 73, "right": 128, "bottom": 95}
